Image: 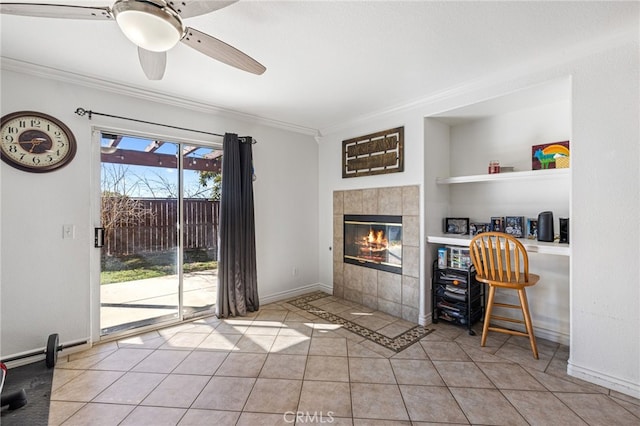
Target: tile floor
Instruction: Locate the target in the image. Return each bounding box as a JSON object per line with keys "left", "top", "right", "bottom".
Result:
{"left": 49, "top": 293, "right": 640, "bottom": 425}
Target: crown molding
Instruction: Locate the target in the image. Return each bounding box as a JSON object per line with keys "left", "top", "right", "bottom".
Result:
{"left": 319, "top": 26, "right": 638, "bottom": 136}
{"left": 0, "top": 57, "right": 319, "bottom": 137}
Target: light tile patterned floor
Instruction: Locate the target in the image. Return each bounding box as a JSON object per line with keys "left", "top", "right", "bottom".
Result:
{"left": 49, "top": 293, "right": 640, "bottom": 425}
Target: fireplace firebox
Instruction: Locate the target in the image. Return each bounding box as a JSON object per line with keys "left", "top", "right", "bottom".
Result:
{"left": 344, "top": 214, "right": 402, "bottom": 274}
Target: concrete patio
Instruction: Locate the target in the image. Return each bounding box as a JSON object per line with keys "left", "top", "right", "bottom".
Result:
{"left": 100, "top": 269, "right": 217, "bottom": 334}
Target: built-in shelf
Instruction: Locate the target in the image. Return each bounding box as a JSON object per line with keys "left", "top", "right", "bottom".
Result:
{"left": 427, "top": 234, "right": 570, "bottom": 256}
{"left": 436, "top": 168, "right": 569, "bottom": 185}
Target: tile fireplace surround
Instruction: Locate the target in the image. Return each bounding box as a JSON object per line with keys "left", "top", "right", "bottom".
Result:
{"left": 333, "top": 185, "right": 420, "bottom": 323}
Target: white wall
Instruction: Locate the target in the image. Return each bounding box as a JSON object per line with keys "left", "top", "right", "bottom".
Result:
{"left": 318, "top": 37, "right": 639, "bottom": 397}
{"left": 1, "top": 69, "right": 319, "bottom": 357}
{"left": 568, "top": 41, "right": 639, "bottom": 397}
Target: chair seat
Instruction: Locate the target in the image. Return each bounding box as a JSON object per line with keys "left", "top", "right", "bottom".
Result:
{"left": 476, "top": 272, "right": 540, "bottom": 289}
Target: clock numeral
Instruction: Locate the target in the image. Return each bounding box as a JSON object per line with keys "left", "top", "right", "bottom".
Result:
{"left": 57, "top": 141, "right": 66, "bottom": 148}
{"left": 32, "top": 156, "right": 41, "bottom": 165}
{"left": 19, "top": 153, "right": 26, "bottom": 161}
{"left": 8, "top": 144, "right": 18, "bottom": 153}
{"left": 47, "top": 155, "right": 54, "bottom": 162}
{"left": 3, "top": 134, "right": 15, "bottom": 143}
{"left": 6, "top": 126, "right": 19, "bottom": 134}
{"left": 30, "top": 119, "right": 41, "bottom": 128}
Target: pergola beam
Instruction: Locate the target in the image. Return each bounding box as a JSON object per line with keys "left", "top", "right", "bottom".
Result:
{"left": 145, "top": 140, "right": 163, "bottom": 153}
{"left": 106, "top": 135, "right": 123, "bottom": 148}
{"left": 183, "top": 145, "right": 199, "bottom": 156}
{"left": 203, "top": 150, "right": 223, "bottom": 160}
{"left": 101, "top": 149, "right": 221, "bottom": 172}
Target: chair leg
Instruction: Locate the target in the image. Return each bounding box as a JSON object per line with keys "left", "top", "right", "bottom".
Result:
{"left": 481, "top": 285, "right": 496, "bottom": 347}
{"left": 518, "top": 289, "right": 539, "bottom": 359}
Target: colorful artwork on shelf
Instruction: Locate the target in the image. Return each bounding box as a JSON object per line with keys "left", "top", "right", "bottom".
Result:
{"left": 532, "top": 141, "right": 570, "bottom": 170}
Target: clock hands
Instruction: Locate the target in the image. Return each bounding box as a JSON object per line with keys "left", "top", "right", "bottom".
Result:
{"left": 7, "top": 137, "right": 55, "bottom": 153}
{"left": 17, "top": 137, "right": 49, "bottom": 153}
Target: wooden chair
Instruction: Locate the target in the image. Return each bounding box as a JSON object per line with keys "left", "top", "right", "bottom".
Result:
{"left": 469, "top": 232, "right": 540, "bottom": 359}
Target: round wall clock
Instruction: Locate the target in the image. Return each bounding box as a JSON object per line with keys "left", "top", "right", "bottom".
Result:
{"left": 1, "top": 111, "right": 77, "bottom": 173}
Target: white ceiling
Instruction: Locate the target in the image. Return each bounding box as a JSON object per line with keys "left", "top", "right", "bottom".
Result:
{"left": 1, "top": 1, "right": 638, "bottom": 133}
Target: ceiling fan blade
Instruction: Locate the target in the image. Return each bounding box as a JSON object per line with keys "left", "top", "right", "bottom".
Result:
{"left": 181, "top": 27, "right": 266, "bottom": 75}
{"left": 138, "top": 47, "right": 167, "bottom": 80}
{"left": 0, "top": 3, "right": 113, "bottom": 20}
{"left": 169, "top": 0, "right": 238, "bottom": 19}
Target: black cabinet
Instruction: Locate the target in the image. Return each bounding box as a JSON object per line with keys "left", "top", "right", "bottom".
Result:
{"left": 431, "top": 260, "right": 484, "bottom": 335}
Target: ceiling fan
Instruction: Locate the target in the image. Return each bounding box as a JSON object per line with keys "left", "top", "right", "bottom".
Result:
{"left": 0, "top": 0, "right": 266, "bottom": 80}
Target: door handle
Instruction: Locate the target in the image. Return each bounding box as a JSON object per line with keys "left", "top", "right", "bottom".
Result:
{"left": 94, "top": 227, "right": 105, "bottom": 248}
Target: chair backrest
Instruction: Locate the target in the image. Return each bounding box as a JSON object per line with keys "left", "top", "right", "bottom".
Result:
{"left": 469, "top": 232, "right": 530, "bottom": 284}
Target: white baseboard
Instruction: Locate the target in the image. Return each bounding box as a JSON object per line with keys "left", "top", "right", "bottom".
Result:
{"left": 259, "top": 283, "right": 329, "bottom": 305}
{"left": 424, "top": 309, "right": 570, "bottom": 346}
{"left": 419, "top": 313, "right": 432, "bottom": 327}
{"left": 2, "top": 338, "right": 91, "bottom": 369}
{"left": 568, "top": 361, "right": 640, "bottom": 400}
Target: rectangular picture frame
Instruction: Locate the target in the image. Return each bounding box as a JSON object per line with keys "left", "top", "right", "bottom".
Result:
{"left": 470, "top": 222, "right": 491, "bottom": 237}
{"left": 504, "top": 216, "right": 525, "bottom": 238}
{"left": 444, "top": 217, "right": 469, "bottom": 235}
{"left": 526, "top": 218, "right": 538, "bottom": 239}
{"left": 490, "top": 217, "right": 504, "bottom": 232}
{"left": 342, "top": 127, "right": 404, "bottom": 178}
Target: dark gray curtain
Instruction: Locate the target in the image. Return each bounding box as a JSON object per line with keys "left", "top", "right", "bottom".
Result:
{"left": 216, "top": 133, "right": 259, "bottom": 318}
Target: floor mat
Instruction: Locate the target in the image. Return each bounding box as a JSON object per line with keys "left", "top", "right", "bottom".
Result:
{"left": 287, "top": 292, "right": 433, "bottom": 352}
{"left": 1, "top": 360, "right": 53, "bottom": 426}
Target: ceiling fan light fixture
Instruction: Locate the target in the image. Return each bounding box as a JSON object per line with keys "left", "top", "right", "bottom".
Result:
{"left": 113, "top": 0, "right": 183, "bottom": 52}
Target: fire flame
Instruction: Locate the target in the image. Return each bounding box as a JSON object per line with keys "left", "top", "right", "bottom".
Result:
{"left": 367, "top": 230, "right": 385, "bottom": 245}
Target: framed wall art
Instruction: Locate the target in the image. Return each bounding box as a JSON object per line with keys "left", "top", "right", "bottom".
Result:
{"left": 342, "top": 127, "right": 404, "bottom": 178}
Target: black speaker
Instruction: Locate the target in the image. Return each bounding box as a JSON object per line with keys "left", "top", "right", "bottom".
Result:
{"left": 537, "top": 211, "right": 554, "bottom": 242}
{"left": 559, "top": 217, "right": 569, "bottom": 244}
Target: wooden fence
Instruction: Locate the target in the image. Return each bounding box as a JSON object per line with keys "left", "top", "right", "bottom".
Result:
{"left": 105, "top": 198, "right": 219, "bottom": 256}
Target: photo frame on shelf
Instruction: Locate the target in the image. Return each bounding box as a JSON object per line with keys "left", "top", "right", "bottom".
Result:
{"left": 470, "top": 222, "right": 491, "bottom": 236}
{"left": 444, "top": 218, "right": 469, "bottom": 235}
{"left": 526, "top": 218, "right": 538, "bottom": 239}
{"left": 490, "top": 217, "right": 504, "bottom": 232}
{"left": 505, "top": 216, "right": 525, "bottom": 238}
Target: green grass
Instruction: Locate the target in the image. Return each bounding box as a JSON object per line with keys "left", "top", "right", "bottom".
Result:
{"left": 101, "top": 250, "right": 217, "bottom": 284}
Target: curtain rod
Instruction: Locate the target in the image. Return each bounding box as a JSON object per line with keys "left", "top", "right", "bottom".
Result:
{"left": 74, "top": 107, "right": 256, "bottom": 144}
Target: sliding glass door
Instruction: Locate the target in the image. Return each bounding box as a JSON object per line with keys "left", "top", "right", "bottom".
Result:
{"left": 99, "top": 133, "right": 220, "bottom": 336}
{"left": 181, "top": 145, "right": 221, "bottom": 319}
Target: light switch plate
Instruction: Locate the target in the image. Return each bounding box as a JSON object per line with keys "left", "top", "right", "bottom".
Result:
{"left": 63, "top": 224, "right": 75, "bottom": 239}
